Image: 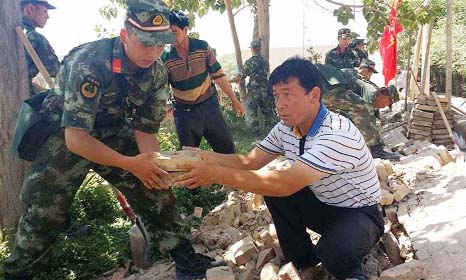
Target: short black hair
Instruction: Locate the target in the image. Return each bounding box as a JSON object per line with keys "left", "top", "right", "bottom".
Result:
{"left": 269, "top": 56, "right": 322, "bottom": 94}
{"left": 169, "top": 10, "right": 189, "bottom": 29}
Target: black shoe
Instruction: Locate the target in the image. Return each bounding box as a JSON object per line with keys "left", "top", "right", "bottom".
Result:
{"left": 170, "top": 240, "right": 226, "bottom": 280}
{"left": 370, "top": 143, "right": 400, "bottom": 161}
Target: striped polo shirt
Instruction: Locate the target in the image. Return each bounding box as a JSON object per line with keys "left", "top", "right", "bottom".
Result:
{"left": 161, "top": 38, "right": 226, "bottom": 104}
{"left": 258, "top": 104, "right": 380, "bottom": 208}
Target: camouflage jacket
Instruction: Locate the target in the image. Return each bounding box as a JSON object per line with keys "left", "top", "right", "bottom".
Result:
{"left": 239, "top": 54, "right": 269, "bottom": 89}
{"left": 324, "top": 46, "right": 360, "bottom": 69}
{"left": 22, "top": 17, "right": 60, "bottom": 83}
{"left": 353, "top": 48, "right": 369, "bottom": 61}
{"left": 42, "top": 37, "right": 169, "bottom": 139}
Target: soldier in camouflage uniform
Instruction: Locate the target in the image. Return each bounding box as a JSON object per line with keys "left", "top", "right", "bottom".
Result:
{"left": 324, "top": 28, "right": 360, "bottom": 69}
{"left": 232, "top": 40, "right": 274, "bottom": 135}
{"left": 316, "top": 63, "right": 400, "bottom": 161}
{"left": 4, "top": 1, "right": 223, "bottom": 279}
{"left": 350, "top": 38, "right": 369, "bottom": 61}
{"left": 20, "top": 0, "right": 60, "bottom": 94}
{"left": 342, "top": 59, "right": 400, "bottom": 117}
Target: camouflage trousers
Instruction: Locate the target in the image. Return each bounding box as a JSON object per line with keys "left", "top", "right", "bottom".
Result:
{"left": 322, "top": 87, "right": 381, "bottom": 147}
{"left": 246, "top": 86, "right": 275, "bottom": 133}
{"left": 3, "top": 125, "right": 191, "bottom": 277}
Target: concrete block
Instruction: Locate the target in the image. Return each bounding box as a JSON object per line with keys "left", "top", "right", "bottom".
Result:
{"left": 256, "top": 248, "right": 277, "bottom": 271}
{"left": 379, "top": 259, "right": 427, "bottom": 280}
{"left": 260, "top": 263, "right": 280, "bottom": 280}
{"left": 277, "top": 262, "right": 301, "bottom": 280}
{"left": 206, "top": 266, "right": 235, "bottom": 280}
{"left": 228, "top": 237, "right": 258, "bottom": 266}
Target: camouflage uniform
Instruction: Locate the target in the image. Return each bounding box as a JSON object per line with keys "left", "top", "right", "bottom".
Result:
{"left": 239, "top": 52, "right": 273, "bottom": 133}
{"left": 3, "top": 31, "right": 192, "bottom": 280}
{"left": 21, "top": 17, "right": 60, "bottom": 93}
{"left": 324, "top": 46, "right": 360, "bottom": 70}
{"left": 353, "top": 48, "right": 368, "bottom": 61}
{"left": 342, "top": 68, "right": 400, "bottom": 108}
{"left": 316, "top": 64, "right": 380, "bottom": 147}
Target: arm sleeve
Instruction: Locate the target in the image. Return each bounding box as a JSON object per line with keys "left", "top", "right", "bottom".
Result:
{"left": 206, "top": 44, "right": 225, "bottom": 80}
{"left": 324, "top": 51, "right": 330, "bottom": 64}
{"left": 61, "top": 64, "right": 103, "bottom": 131}
{"left": 30, "top": 32, "right": 60, "bottom": 77}
{"left": 239, "top": 59, "right": 252, "bottom": 80}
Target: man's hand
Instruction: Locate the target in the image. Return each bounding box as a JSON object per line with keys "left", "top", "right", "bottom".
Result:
{"left": 231, "top": 98, "right": 246, "bottom": 116}
{"left": 125, "top": 152, "right": 170, "bottom": 189}
{"left": 173, "top": 161, "right": 219, "bottom": 189}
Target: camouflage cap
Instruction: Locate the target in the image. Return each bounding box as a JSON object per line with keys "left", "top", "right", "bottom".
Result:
{"left": 20, "top": 0, "right": 56, "bottom": 9}
{"left": 337, "top": 28, "right": 351, "bottom": 38}
{"left": 250, "top": 40, "right": 262, "bottom": 49}
{"left": 354, "top": 38, "right": 367, "bottom": 45}
{"left": 125, "top": 0, "right": 174, "bottom": 46}
{"left": 360, "top": 58, "right": 378, "bottom": 73}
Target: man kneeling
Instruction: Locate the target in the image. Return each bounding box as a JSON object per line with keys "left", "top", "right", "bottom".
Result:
{"left": 175, "top": 57, "right": 384, "bottom": 280}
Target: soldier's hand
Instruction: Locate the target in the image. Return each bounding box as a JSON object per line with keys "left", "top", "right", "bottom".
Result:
{"left": 232, "top": 99, "right": 246, "bottom": 117}
{"left": 126, "top": 153, "right": 170, "bottom": 189}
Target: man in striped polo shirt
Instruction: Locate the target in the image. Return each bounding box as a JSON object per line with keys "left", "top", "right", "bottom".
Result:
{"left": 161, "top": 11, "right": 245, "bottom": 154}
{"left": 175, "top": 57, "right": 384, "bottom": 280}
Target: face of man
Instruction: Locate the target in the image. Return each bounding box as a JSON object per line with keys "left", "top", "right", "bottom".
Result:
{"left": 359, "top": 67, "right": 373, "bottom": 80}
{"left": 273, "top": 77, "right": 320, "bottom": 129}
{"left": 170, "top": 25, "right": 188, "bottom": 48}
{"left": 338, "top": 36, "right": 351, "bottom": 50}
{"left": 121, "top": 29, "right": 165, "bottom": 69}
{"left": 25, "top": 4, "right": 50, "bottom": 28}
{"left": 356, "top": 44, "right": 366, "bottom": 52}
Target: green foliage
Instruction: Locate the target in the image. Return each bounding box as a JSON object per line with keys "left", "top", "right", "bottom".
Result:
{"left": 307, "top": 45, "right": 323, "bottom": 64}
{"left": 71, "top": 174, "right": 123, "bottom": 224}
{"left": 0, "top": 241, "right": 9, "bottom": 277}
{"left": 32, "top": 176, "right": 131, "bottom": 279}
{"left": 96, "top": 0, "right": 250, "bottom": 33}
{"left": 333, "top": 6, "right": 354, "bottom": 25}
{"left": 35, "top": 219, "right": 131, "bottom": 280}
{"left": 172, "top": 186, "right": 226, "bottom": 216}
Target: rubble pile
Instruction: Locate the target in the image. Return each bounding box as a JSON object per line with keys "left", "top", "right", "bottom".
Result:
{"left": 105, "top": 102, "right": 466, "bottom": 280}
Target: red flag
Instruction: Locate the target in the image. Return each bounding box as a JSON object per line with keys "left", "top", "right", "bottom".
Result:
{"left": 379, "top": 0, "right": 403, "bottom": 85}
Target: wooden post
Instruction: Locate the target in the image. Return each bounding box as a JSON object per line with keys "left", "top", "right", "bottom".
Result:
{"left": 445, "top": 0, "right": 453, "bottom": 109}
{"left": 420, "top": 22, "right": 433, "bottom": 96}
{"left": 409, "top": 27, "right": 423, "bottom": 100}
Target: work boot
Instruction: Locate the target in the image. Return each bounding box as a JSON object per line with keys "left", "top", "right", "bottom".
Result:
{"left": 369, "top": 143, "right": 400, "bottom": 161}
{"left": 170, "top": 240, "right": 226, "bottom": 280}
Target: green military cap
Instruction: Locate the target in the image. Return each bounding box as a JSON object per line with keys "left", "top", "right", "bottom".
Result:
{"left": 354, "top": 38, "right": 366, "bottom": 46}
{"left": 20, "top": 0, "right": 56, "bottom": 9}
{"left": 125, "top": 0, "right": 174, "bottom": 46}
{"left": 360, "top": 58, "right": 379, "bottom": 73}
{"left": 250, "top": 40, "right": 262, "bottom": 49}
{"left": 337, "top": 28, "right": 351, "bottom": 38}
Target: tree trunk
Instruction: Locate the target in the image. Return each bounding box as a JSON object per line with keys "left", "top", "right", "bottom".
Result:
{"left": 255, "top": 0, "right": 270, "bottom": 61}
{"left": 224, "top": 0, "right": 247, "bottom": 109}
{"left": 0, "top": 0, "right": 29, "bottom": 241}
